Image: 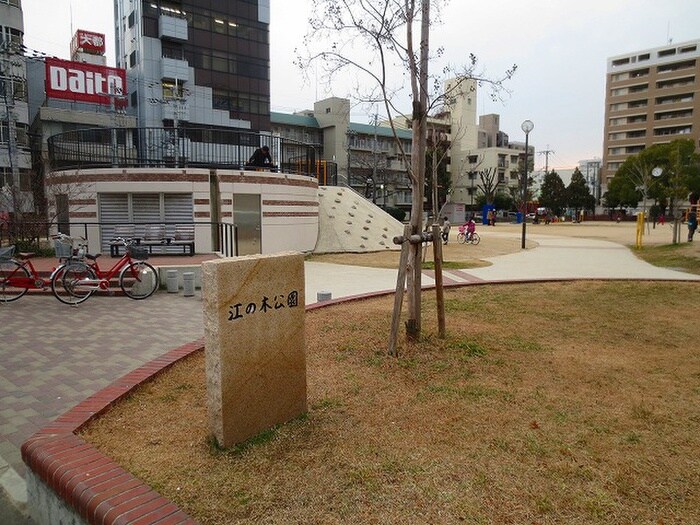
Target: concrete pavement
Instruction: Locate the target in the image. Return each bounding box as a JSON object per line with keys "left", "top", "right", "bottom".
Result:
{"left": 2, "top": 229, "right": 699, "bottom": 522}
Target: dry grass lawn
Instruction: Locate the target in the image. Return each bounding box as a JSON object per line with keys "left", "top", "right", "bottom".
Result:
{"left": 81, "top": 281, "right": 700, "bottom": 524}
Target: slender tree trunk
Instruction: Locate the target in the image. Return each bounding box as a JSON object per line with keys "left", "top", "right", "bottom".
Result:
{"left": 406, "top": 0, "right": 430, "bottom": 341}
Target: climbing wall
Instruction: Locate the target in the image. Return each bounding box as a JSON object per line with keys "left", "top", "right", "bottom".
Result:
{"left": 313, "top": 186, "right": 404, "bottom": 253}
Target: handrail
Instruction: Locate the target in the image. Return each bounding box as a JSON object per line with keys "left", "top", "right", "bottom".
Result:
{"left": 46, "top": 127, "right": 337, "bottom": 181}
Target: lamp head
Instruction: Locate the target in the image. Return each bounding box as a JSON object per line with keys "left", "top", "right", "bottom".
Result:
{"left": 521, "top": 120, "right": 534, "bottom": 134}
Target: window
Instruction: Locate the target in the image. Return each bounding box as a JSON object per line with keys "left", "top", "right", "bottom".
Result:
{"left": 656, "top": 76, "right": 695, "bottom": 89}
{"left": 656, "top": 93, "right": 694, "bottom": 105}
{"left": 658, "top": 48, "right": 677, "bottom": 57}
{"left": 129, "top": 51, "right": 137, "bottom": 68}
{"left": 655, "top": 109, "right": 692, "bottom": 120}
{"left": 19, "top": 171, "right": 30, "bottom": 192}
{"left": 654, "top": 125, "right": 692, "bottom": 136}
{"left": 612, "top": 57, "right": 630, "bottom": 67}
{"left": 657, "top": 59, "right": 696, "bottom": 73}
{"left": 630, "top": 68, "right": 649, "bottom": 78}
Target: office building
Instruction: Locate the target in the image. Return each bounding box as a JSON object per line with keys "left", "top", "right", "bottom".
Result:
{"left": 114, "top": 0, "right": 271, "bottom": 131}
{"left": 0, "top": 0, "right": 32, "bottom": 213}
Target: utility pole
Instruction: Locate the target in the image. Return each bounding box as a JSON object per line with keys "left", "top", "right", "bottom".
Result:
{"left": 539, "top": 145, "right": 554, "bottom": 174}
{"left": 372, "top": 112, "right": 378, "bottom": 204}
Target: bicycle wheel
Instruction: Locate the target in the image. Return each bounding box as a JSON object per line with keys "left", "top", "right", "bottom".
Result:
{"left": 457, "top": 232, "right": 466, "bottom": 244}
{"left": 51, "top": 262, "right": 97, "bottom": 305}
{"left": 119, "top": 261, "right": 159, "bottom": 299}
{"left": 470, "top": 233, "right": 481, "bottom": 245}
{"left": 0, "top": 260, "right": 30, "bottom": 302}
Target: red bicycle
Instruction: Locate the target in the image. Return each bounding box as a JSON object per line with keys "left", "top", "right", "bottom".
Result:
{"left": 0, "top": 233, "right": 82, "bottom": 303}
{"left": 51, "top": 238, "right": 160, "bottom": 305}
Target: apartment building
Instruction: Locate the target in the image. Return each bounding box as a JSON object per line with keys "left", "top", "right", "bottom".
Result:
{"left": 271, "top": 97, "right": 414, "bottom": 212}
{"left": 114, "top": 0, "right": 271, "bottom": 132}
{"left": 0, "top": 0, "right": 32, "bottom": 213}
{"left": 602, "top": 38, "right": 700, "bottom": 192}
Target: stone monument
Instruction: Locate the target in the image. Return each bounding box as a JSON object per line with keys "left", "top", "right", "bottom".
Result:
{"left": 202, "top": 252, "right": 306, "bottom": 447}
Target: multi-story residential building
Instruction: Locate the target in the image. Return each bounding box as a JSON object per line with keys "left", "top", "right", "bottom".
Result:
{"left": 602, "top": 39, "right": 700, "bottom": 193}
{"left": 0, "top": 0, "right": 32, "bottom": 213}
{"left": 114, "top": 0, "right": 271, "bottom": 132}
{"left": 271, "top": 97, "right": 414, "bottom": 212}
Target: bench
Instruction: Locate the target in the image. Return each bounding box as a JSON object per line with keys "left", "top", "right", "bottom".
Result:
{"left": 165, "top": 225, "right": 195, "bottom": 255}
{"left": 109, "top": 225, "right": 136, "bottom": 257}
{"left": 138, "top": 225, "right": 167, "bottom": 253}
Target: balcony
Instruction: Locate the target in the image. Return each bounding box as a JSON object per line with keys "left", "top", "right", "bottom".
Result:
{"left": 159, "top": 13, "right": 188, "bottom": 41}
{"left": 161, "top": 58, "right": 190, "bottom": 82}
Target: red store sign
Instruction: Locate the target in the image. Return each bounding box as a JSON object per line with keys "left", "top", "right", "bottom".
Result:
{"left": 45, "top": 58, "right": 127, "bottom": 107}
{"left": 71, "top": 30, "right": 106, "bottom": 56}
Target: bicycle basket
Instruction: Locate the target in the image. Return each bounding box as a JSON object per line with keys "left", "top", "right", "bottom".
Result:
{"left": 127, "top": 245, "right": 149, "bottom": 260}
{"left": 54, "top": 240, "right": 73, "bottom": 258}
{"left": 0, "top": 246, "right": 15, "bottom": 259}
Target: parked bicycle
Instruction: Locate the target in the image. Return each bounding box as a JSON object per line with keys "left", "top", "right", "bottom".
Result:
{"left": 51, "top": 237, "right": 159, "bottom": 304}
{"left": 457, "top": 227, "right": 481, "bottom": 245}
{"left": 51, "top": 238, "right": 160, "bottom": 305}
{"left": 0, "top": 233, "right": 81, "bottom": 303}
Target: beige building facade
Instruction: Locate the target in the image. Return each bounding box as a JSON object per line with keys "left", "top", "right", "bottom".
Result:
{"left": 602, "top": 38, "right": 700, "bottom": 192}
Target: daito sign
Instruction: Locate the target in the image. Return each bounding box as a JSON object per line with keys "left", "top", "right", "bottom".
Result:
{"left": 45, "top": 58, "right": 127, "bottom": 107}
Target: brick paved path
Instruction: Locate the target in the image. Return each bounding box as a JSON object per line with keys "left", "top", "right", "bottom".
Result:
{"left": 0, "top": 291, "right": 204, "bottom": 478}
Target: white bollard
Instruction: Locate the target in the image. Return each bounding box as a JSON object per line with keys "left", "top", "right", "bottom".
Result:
{"left": 183, "top": 272, "right": 195, "bottom": 297}
{"left": 166, "top": 269, "right": 179, "bottom": 293}
{"left": 317, "top": 291, "right": 332, "bottom": 302}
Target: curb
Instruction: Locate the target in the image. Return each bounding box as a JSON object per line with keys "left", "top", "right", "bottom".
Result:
{"left": 21, "top": 340, "right": 204, "bottom": 525}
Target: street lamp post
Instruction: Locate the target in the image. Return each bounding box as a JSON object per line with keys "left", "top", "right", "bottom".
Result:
{"left": 521, "top": 120, "right": 534, "bottom": 249}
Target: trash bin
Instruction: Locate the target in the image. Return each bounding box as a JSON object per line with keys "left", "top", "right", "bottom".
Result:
{"left": 516, "top": 212, "right": 523, "bottom": 224}
{"left": 166, "top": 269, "right": 179, "bottom": 293}
{"left": 183, "top": 272, "right": 195, "bottom": 297}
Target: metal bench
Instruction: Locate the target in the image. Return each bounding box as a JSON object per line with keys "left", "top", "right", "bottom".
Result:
{"left": 165, "top": 225, "right": 195, "bottom": 255}
{"left": 138, "top": 225, "right": 167, "bottom": 253}
{"left": 109, "top": 225, "right": 136, "bottom": 257}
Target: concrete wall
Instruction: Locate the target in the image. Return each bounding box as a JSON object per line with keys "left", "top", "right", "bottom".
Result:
{"left": 45, "top": 167, "right": 319, "bottom": 256}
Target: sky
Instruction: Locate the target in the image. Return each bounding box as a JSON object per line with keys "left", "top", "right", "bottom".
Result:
{"left": 20, "top": 0, "right": 700, "bottom": 175}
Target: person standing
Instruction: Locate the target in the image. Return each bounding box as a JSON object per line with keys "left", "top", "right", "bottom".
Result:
{"left": 441, "top": 216, "right": 451, "bottom": 245}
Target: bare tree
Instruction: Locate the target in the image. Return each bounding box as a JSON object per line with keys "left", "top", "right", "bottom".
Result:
{"left": 476, "top": 167, "right": 500, "bottom": 206}
{"left": 298, "top": 0, "right": 515, "bottom": 344}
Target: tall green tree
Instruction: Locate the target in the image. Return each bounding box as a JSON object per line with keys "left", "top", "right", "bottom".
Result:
{"left": 566, "top": 168, "right": 596, "bottom": 216}
{"left": 538, "top": 170, "right": 566, "bottom": 215}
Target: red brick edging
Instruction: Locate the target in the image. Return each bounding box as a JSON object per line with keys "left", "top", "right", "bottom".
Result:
{"left": 21, "top": 339, "right": 205, "bottom": 525}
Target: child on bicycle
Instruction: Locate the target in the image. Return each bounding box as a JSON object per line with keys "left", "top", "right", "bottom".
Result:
{"left": 459, "top": 217, "right": 476, "bottom": 241}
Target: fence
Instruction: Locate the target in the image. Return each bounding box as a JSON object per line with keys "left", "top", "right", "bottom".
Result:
{"left": 47, "top": 128, "right": 337, "bottom": 183}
